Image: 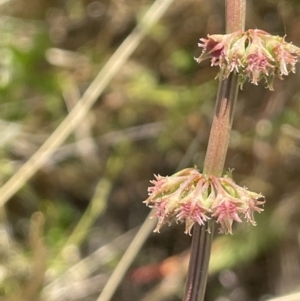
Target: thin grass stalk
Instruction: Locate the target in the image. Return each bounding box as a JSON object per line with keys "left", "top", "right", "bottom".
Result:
{"left": 182, "top": 1, "right": 246, "bottom": 300}
{"left": 95, "top": 211, "right": 156, "bottom": 301}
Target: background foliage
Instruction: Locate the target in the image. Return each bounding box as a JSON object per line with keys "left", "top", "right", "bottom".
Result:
{"left": 0, "top": 0, "right": 300, "bottom": 301}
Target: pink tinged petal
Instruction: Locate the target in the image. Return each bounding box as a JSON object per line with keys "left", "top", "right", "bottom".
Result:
{"left": 219, "top": 178, "right": 265, "bottom": 226}
{"left": 276, "top": 46, "right": 297, "bottom": 75}
{"left": 195, "top": 36, "right": 226, "bottom": 67}
{"left": 148, "top": 174, "right": 166, "bottom": 194}
{"left": 150, "top": 201, "right": 168, "bottom": 233}
{"left": 228, "top": 55, "right": 243, "bottom": 73}
{"left": 212, "top": 200, "right": 242, "bottom": 234}
{"left": 146, "top": 174, "right": 190, "bottom": 202}
{"left": 205, "top": 40, "right": 224, "bottom": 57}
{"left": 244, "top": 196, "right": 265, "bottom": 225}
{"left": 246, "top": 51, "right": 274, "bottom": 85}
{"left": 267, "top": 38, "right": 299, "bottom": 76}
{"left": 176, "top": 201, "right": 210, "bottom": 235}
{"left": 197, "top": 36, "right": 225, "bottom": 55}
{"left": 150, "top": 200, "right": 176, "bottom": 233}
{"left": 227, "top": 35, "right": 248, "bottom": 73}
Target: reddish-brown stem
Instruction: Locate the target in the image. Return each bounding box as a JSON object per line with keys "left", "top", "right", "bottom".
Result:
{"left": 182, "top": 1, "right": 245, "bottom": 301}
{"left": 203, "top": 73, "right": 239, "bottom": 176}
{"left": 226, "top": 0, "right": 246, "bottom": 33}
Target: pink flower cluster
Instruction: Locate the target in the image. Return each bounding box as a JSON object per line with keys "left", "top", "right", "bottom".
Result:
{"left": 144, "top": 168, "right": 265, "bottom": 235}
{"left": 195, "top": 29, "right": 300, "bottom": 90}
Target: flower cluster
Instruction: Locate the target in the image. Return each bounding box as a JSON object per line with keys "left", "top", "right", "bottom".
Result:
{"left": 144, "top": 168, "right": 265, "bottom": 235}
{"left": 195, "top": 29, "right": 300, "bottom": 90}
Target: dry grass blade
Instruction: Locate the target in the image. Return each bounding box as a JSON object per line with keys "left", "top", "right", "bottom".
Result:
{"left": 96, "top": 212, "right": 156, "bottom": 301}
{"left": 9, "top": 212, "right": 47, "bottom": 301}
{"left": 0, "top": 0, "right": 175, "bottom": 208}
{"left": 60, "top": 73, "right": 99, "bottom": 167}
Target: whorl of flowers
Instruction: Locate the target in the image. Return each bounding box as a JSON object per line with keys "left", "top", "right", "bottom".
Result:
{"left": 144, "top": 168, "right": 265, "bottom": 235}
{"left": 195, "top": 29, "right": 300, "bottom": 90}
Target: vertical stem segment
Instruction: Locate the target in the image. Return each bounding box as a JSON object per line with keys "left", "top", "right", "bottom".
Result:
{"left": 183, "top": 221, "right": 214, "bottom": 301}
{"left": 203, "top": 73, "right": 239, "bottom": 176}
{"left": 182, "top": 1, "right": 245, "bottom": 301}
{"left": 226, "top": 0, "right": 246, "bottom": 33}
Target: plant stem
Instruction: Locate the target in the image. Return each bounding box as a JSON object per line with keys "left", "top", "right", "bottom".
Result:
{"left": 203, "top": 73, "right": 239, "bottom": 176}
{"left": 182, "top": 1, "right": 245, "bottom": 301}
{"left": 226, "top": 0, "right": 246, "bottom": 33}
{"left": 182, "top": 73, "right": 239, "bottom": 301}
{"left": 183, "top": 220, "right": 214, "bottom": 301}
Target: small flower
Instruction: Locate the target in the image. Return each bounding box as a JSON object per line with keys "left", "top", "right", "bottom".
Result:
{"left": 210, "top": 175, "right": 244, "bottom": 234}
{"left": 144, "top": 168, "right": 265, "bottom": 235}
{"left": 195, "top": 29, "right": 300, "bottom": 90}
{"left": 176, "top": 178, "right": 211, "bottom": 235}
{"left": 176, "top": 201, "right": 210, "bottom": 235}
{"left": 212, "top": 200, "right": 242, "bottom": 235}
{"left": 196, "top": 31, "right": 242, "bottom": 69}
{"left": 221, "top": 177, "right": 264, "bottom": 225}
{"left": 227, "top": 34, "right": 248, "bottom": 74}
{"left": 244, "top": 43, "right": 274, "bottom": 85}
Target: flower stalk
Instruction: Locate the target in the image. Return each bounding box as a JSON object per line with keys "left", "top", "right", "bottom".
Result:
{"left": 182, "top": 0, "right": 246, "bottom": 300}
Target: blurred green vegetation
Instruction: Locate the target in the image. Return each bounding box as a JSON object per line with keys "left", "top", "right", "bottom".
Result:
{"left": 0, "top": 1, "right": 299, "bottom": 301}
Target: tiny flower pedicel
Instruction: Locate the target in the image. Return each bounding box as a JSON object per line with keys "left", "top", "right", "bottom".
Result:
{"left": 144, "top": 168, "right": 265, "bottom": 235}
{"left": 195, "top": 29, "right": 300, "bottom": 90}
